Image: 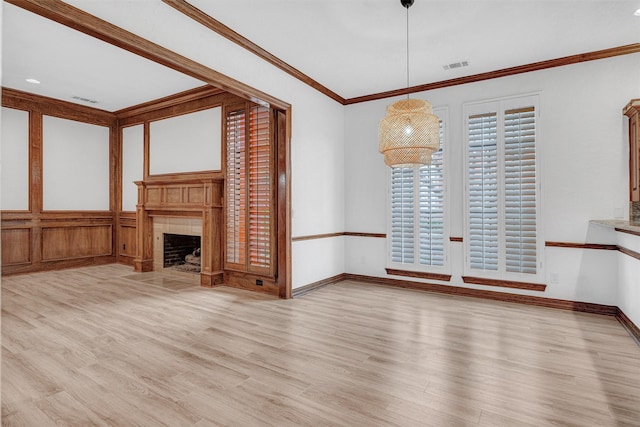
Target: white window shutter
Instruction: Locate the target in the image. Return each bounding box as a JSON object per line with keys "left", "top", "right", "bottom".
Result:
{"left": 465, "top": 96, "right": 540, "bottom": 279}
{"left": 418, "top": 121, "right": 445, "bottom": 267}
{"left": 467, "top": 113, "right": 499, "bottom": 271}
{"left": 504, "top": 107, "right": 537, "bottom": 274}
{"left": 389, "top": 116, "right": 446, "bottom": 269}
{"left": 391, "top": 167, "right": 415, "bottom": 264}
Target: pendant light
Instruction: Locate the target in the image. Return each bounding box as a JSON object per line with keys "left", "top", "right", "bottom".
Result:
{"left": 379, "top": 0, "right": 440, "bottom": 167}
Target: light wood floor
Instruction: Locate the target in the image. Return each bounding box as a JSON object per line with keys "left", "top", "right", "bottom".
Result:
{"left": 2, "top": 265, "right": 640, "bottom": 426}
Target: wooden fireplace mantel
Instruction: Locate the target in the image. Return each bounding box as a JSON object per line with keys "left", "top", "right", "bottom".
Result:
{"left": 134, "top": 173, "right": 224, "bottom": 287}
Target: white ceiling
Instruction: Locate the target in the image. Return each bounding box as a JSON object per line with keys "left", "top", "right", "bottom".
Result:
{"left": 3, "top": 0, "right": 639, "bottom": 111}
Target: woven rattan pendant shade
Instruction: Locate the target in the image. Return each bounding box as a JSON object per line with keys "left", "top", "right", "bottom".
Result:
{"left": 379, "top": 98, "right": 440, "bottom": 167}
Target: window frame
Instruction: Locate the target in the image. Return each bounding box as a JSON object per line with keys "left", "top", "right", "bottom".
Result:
{"left": 385, "top": 106, "right": 450, "bottom": 275}
{"left": 463, "top": 93, "right": 543, "bottom": 282}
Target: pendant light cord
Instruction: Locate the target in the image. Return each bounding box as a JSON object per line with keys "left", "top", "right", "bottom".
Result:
{"left": 406, "top": 4, "right": 410, "bottom": 99}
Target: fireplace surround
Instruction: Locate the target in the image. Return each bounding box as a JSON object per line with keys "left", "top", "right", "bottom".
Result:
{"left": 134, "top": 175, "right": 223, "bottom": 287}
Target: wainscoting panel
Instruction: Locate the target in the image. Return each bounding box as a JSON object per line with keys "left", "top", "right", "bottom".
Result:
{"left": 119, "top": 223, "right": 137, "bottom": 259}
{"left": 41, "top": 225, "right": 112, "bottom": 261}
{"left": 1, "top": 228, "right": 31, "bottom": 265}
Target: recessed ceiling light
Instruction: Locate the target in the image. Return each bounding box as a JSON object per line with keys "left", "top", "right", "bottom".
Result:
{"left": 25, "top": 78, "right": 40, "bottom": 84}
{"left": 635, "top": 8, "right": 640, "bottom": 16}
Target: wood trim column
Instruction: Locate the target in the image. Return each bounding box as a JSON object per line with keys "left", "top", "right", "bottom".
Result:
{"left": 200, "top": 179, "right": 223, "bottom": 287}
{"left": 143, "top": 121, "right": 151, "bottom": 180}
{"left": 134, "top": 181, "right": 153, "bottom": 272}
{"left": 29, "top": 110, "right": 43, "bottom": 266}
{"left": 110, "top": 123, "right": 120, "bottom": 263}
{"left": 276, "top": 108, "right": 291, "bottom": 299}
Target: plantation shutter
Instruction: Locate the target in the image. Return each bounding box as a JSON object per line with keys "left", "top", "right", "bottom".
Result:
{"left": 418, "top": 120, "right": 445, "bottom": 266}
{"left": 504, "top": 107, "right": 537, "bottom": 274}
{"left": 389, "top": 116, "right": 446, "bottom": 269}
{"left": 226, "top": 109, "right": 247, "bottom": 265}
{"left": 248, "top": 105, "right": 272, "bottom": 271}
{"left": 225, "top": 104, "right": 274, "bottom": 276}
{"left": 390, "top": 167, "right": 415, "bottom": 263}
{"left": 467, "top": 113, "right": 499, "bottom": 271}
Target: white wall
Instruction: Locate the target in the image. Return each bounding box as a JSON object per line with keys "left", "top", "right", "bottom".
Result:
{"left": 43, "top": 115, "right": 110, "bottom": 210}
{"left": 1, "top": 107, "right": 29, "bottom": 210}
{"left": 618, "top": 231, "right": 640, "bottom": 331}
{"left": 149, "top": 107, "right": 221, "bottom": 175}
{"left": 345, "top": 53, "right": 640, "bottom": 304}
{"left": 121, "top": 124, "right": 144, "bottom": 212}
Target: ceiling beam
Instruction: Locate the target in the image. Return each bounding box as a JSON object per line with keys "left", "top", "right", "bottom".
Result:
{"left": 6, "top": 0, "right": 291, "bottom": 111}
{"left": 162, "top": 0, "right": 346, "bottom": 105}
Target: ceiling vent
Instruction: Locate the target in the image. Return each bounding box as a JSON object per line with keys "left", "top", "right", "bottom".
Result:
{"left": 72, "top": 95, "right": 98, "bottom": 104}
{"left": 443, "top": 60, "right": 469, "bottom": 71}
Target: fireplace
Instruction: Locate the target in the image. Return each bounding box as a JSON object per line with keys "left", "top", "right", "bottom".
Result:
{"left": 163, "top": 233, "right": 201, "bottom": 272}
{"left": 152, "top": 217, "right": 203, "bottom": 274}
{"left": 135, "top": 176, "right": 224, "bottom": 287}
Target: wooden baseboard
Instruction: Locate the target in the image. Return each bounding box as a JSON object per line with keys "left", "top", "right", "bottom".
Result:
{"left": 292, "top": 273, "right": 347, "bottom": 298}
{"left": 386, "top": 268, "right": 451, "bottom": 282}
{"left": 462, "top": 276, "right": 547, "bottom": 292}
{"left": 2, "top": 255, "right": 116, "bottom": 276}
{"left": 200, "top": 271, "right": 224, "bottom": 288}
{"left": 616, "top": 308, "right": 640, "bottom": 345}
{"left": 118, "top": 256, "right": 135, "bottom": 267}
{"left": 343, "top": 273, "right": 618, "bottom": 316}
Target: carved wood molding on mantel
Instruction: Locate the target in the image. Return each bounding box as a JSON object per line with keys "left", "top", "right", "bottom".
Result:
{"left": 134, "top": 174, "right": 224, "bottom": 287}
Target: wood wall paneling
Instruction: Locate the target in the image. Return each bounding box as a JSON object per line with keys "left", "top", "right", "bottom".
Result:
{"left": 2, "top": 89, "right": 119, "bottom": 275}
{"left": 1, "top": 228, "right": 31, "bottom": 265}
{"left": 119, "top": 224, "right": 137, "bottom": 258}
{"left": 224, "top": 270, "right": 279, "bottom": 296}
{"left": 41, "top": 225, "right": 112, "bottom": 261}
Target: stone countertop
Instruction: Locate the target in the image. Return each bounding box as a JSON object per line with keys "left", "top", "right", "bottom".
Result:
{"left": 590, "top": 219, "right": 640, "bottom": 236}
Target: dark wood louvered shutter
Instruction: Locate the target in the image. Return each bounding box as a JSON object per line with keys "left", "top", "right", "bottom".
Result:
{"left": 225, "top": 103, "right": 274, "bottom": 276}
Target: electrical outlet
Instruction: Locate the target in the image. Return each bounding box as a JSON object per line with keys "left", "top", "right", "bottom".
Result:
{"left": 550, "top": 273, "right": 559, "bottom": 284}
{"left": 256, "top": 279, "right": 263, "bottom": 286}
{"left": 122, "top": 243, "right": 126, "bottom": 250}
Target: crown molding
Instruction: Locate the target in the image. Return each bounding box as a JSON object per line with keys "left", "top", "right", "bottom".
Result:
{"left": 345, "top": 43, "right": 640, "bottom": 105}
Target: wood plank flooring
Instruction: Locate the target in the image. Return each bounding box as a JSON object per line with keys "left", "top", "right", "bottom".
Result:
{"left": 2, "top": 264, "right": 640, "bottom": 426}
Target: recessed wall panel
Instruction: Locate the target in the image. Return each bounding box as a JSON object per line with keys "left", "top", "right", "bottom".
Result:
{"left": 122, "top": 124, "right": 144, "bottom": 211}
{"left": 43, "top": 116, "right": 110, "bottom": 210}
{"left": 149, "top": 107, "right": 221, "bottom": 175}
{"left": 1, "top": 107, "right": 30, "bottom": 210}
